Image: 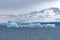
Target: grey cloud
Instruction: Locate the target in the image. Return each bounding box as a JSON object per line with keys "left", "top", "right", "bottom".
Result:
{"left": 0, "top": 0, "right": 54, "bottom": 9}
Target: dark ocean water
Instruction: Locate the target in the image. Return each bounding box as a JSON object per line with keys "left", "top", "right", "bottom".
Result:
{"left": 0, "top": 27, "right": 60, "bottom": 40}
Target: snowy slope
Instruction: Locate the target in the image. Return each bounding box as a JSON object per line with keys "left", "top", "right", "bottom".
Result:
{"left": 16, "top": 7, "right": 60, "bottom": 23}
{"left": 0, "top": 7, "right": 60, "bottom": 23}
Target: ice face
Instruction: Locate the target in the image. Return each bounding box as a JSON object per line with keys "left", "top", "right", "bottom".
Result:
{"left": 7, "top": 21, "right": 19, "bottom": 27}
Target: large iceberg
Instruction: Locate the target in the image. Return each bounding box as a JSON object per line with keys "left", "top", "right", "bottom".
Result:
{"left": 7, "top": 21, "right": 19, "bottom": 27}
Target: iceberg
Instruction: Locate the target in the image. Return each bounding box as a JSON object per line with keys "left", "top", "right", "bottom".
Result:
{"left": 7, "top": 21, "right": 19, "bottom": 27}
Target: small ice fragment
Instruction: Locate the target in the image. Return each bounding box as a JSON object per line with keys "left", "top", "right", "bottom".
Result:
{"left": 45, "top": 24, "right": 55, "bottom": 27}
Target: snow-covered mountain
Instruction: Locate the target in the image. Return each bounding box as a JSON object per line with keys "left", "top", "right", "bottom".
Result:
{"left": 15, "top": 7, "right": 60, "bottom": 23}
{"left": 0, "top": 7, "right": 60, "bottom": 23}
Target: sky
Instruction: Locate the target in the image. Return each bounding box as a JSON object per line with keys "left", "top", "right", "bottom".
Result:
{"left": 0, "top": 0, "right": 60, "bottom": 15}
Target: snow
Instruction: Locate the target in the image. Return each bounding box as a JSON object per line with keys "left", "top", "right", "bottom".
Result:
{"left": 0, "top": 7, "right": 60, "bottom": 23}
{"left": 15, "top": 7, "right": 60, "bottom": 23}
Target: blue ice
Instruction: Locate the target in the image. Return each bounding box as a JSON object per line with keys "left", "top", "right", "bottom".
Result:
{"left": 7, "top": 21, "right": 19, "bottom": 27}
{"left": 45, "top": 24, "right": 55, "bottom": 27}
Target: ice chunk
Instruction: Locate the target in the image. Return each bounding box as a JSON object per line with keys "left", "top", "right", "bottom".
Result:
{"left": 45, "top": 24, "right": 55, "bottom": 27}
{"left": 7, "top": 21, "right": 19, "bottom": 27}
{"left": 29, "top": 23, "right": 42, "bottom": 27}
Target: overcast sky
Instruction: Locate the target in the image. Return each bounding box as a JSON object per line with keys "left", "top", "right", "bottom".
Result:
{"left": 0, "top": 0, "right": 60, "bottom": 15}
